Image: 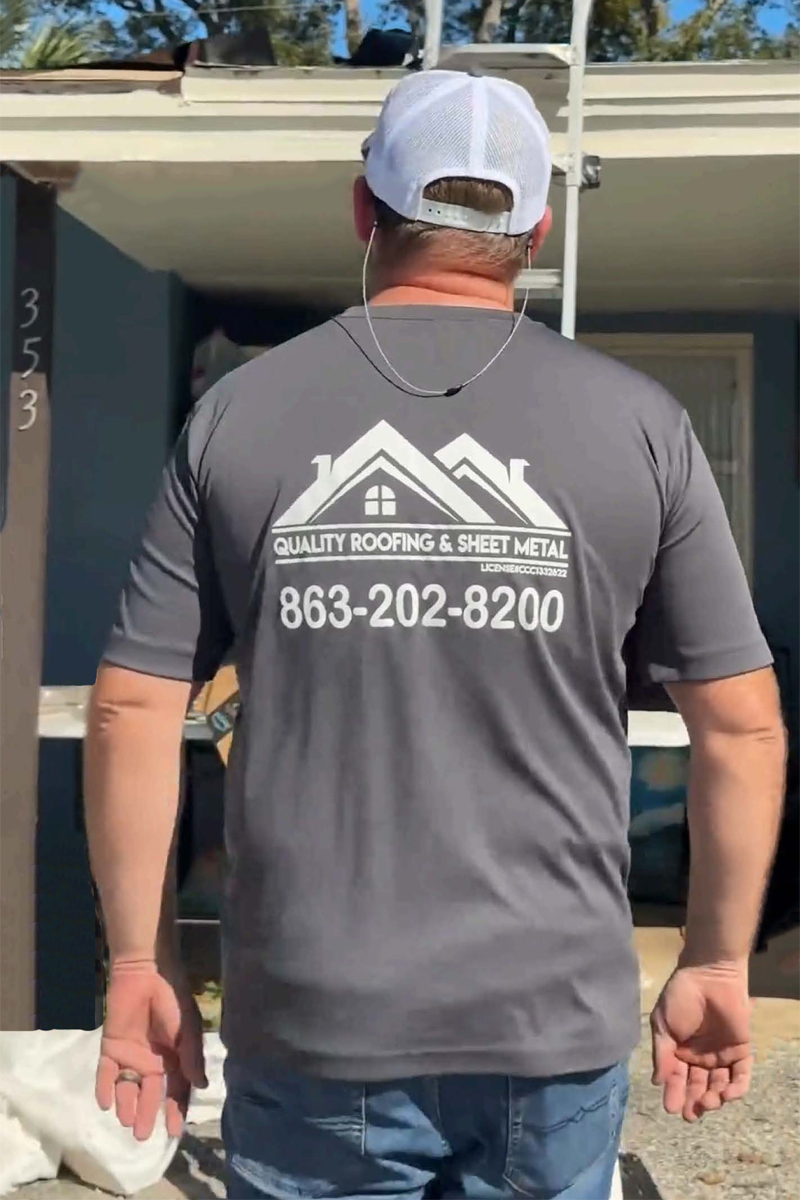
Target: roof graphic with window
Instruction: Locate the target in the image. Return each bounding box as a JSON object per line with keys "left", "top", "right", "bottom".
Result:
{"left": 273, "top": 420, "right": 566, "bottom": 531}
{"left": 274, "top": 421, "right": 492, "bottom": 527}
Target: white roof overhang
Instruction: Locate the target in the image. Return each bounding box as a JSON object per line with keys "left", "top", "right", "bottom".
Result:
{"left": 2, "top": 60, "right": 798, "bottom": 311}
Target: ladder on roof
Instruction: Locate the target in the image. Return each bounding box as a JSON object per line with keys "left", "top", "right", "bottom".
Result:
{"left": 421, "top": 0, "right": 596, "bottom": 340}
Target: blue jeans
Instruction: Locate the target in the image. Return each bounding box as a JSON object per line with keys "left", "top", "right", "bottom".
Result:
{"left": 223, "top": 1059, "right": 628, "bottom": 1199}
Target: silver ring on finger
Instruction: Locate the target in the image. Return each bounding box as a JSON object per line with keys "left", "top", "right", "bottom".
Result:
{"left": 117, "top": 1069, "right": 143, "bottom": 1086}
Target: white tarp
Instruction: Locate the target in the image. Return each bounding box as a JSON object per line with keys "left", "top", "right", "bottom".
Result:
{"left": 0, "top": 1029, "right": 226, "bottom": 1195}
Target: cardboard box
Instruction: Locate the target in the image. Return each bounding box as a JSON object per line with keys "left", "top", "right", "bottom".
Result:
{"left": 193, "top": 666, "right": 239, "bottom": 765}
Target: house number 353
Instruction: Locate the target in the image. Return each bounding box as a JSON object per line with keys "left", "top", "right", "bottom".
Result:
{"left": 18, "top": 286, "right": 41, "bottom": 431}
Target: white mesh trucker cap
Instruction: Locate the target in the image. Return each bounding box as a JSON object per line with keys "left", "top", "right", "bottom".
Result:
{"left": 363, "top": 69, "right": 552, "bottom": 238}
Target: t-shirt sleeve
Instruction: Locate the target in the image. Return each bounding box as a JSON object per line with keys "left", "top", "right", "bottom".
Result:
{"left": 103, "top": 400, "right": 233, "bottom": 682}
{"left": 635, "top": 411, "right": 772, "bottom": 684}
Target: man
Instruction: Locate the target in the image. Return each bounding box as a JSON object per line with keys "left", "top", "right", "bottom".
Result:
{"left": 86, "top": 71, "right": 785, "bottom": 1199}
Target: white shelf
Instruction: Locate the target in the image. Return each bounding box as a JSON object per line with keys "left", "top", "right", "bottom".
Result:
{"left": 38, "top": 686, "right": 211, "bottom": 742}
{"left": 515, "top": 268, "right": 563, "bottom": 298}
{"left": 39, "top": 687, "right": 687, "bottom": 749}
{"left": 628, "top": 711, "right": 689, "bottom": 748}
{"left": 439, "top": 43, "right": 574, "bottom": 70}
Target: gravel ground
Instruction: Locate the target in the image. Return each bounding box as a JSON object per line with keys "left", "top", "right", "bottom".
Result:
{"left": 10, "top": 1005, "right": 798, "bottom": 1200}
{"left": 623, "top": 1012, "right": 800, "bottom": 1200}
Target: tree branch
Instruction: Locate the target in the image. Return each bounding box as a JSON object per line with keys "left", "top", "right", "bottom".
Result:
{"left": 477, "top": 0, "right": 505, "bottom": 42}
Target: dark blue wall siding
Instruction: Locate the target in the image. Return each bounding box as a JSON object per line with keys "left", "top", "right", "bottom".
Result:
{"left": 580, "top": 311, "right": 799, "bottom": 727}
{"left": 37, "top": 742, "right": 95, "bottom": 1029}
{"left": 750, "top": 318, "right": 799, "bottom": 720}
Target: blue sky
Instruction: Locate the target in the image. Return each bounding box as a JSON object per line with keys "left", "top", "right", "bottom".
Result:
{"left": 670, "top": 0, "right": 792, "bottom": 32}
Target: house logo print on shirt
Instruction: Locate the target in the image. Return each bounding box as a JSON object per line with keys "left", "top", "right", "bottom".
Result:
{"left": 272, "top": 420, "right": 570, "bottom": 578}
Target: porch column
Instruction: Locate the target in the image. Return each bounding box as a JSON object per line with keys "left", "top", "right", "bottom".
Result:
{"left": 0, "top": 173, "right": 56, "bottom": 1028}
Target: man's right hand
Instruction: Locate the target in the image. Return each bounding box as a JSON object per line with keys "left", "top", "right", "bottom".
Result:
{"left": 650, "top": 961, "right": 752, "bottom": 1122}
{"left": 96, "top": 960, "right": 207, "bottom": 1141}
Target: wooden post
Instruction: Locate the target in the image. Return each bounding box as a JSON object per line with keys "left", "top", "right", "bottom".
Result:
{"left": 0, "top": 175, "right": 56, "bottom": 1028}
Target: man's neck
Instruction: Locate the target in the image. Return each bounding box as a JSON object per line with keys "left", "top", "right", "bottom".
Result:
{"left": 370, "top": 271, "right": 513, "bottom": 312}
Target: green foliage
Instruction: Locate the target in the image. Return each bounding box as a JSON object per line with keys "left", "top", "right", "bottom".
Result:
{"left": 0, "top": 0, "right": 27, "bottom": 63}
{"left": 648, "top": 0, "right": 798, "bottom": 59}
{"left": 264, "top": 1, "right": 339, "bottom": 66}
{"left": 505, "top": 0, "right": 661, "bottom": 62}
{"left": 20, "top": 21, "right": 92, "bottom": 65}
{"left": 19, "top": 0, "right": 343, "bottom": 65}
{"left": 1, "top": 0, "right": 96, "bottom": 66}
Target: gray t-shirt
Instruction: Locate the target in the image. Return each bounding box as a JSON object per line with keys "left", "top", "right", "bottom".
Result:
{"left": 106, "top": 308, "right": 771, "bottom": 1080}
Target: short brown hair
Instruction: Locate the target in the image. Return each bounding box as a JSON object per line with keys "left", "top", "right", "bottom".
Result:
{"left": 373, "top": 177, "right": 530, "bottom": 284}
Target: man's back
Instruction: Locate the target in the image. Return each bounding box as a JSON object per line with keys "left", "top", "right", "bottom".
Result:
{"left": 89, "top": 70, "right": 783, "bottom": 1198}
{"left": 107, "top": 307, "right": 768, "bottom": 1080}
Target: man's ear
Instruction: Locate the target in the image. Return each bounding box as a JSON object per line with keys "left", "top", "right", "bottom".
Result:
{"left": 528, "top": 206, "right": 553, "bottom": 260}
{"left": 353, "top": 176, "right": 376, "bottom": 244}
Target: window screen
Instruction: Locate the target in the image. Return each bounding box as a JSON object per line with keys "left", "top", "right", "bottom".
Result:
{"left": 582, "top": 339, "right": 751, "bottom": 572}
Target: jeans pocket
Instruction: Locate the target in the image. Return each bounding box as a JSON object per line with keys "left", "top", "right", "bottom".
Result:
{"left": 502, "top": 1063, "right": 627, "bottom": 1198}
{"left": 223, "top": 1061, "right": 366, "bottom": 1198}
